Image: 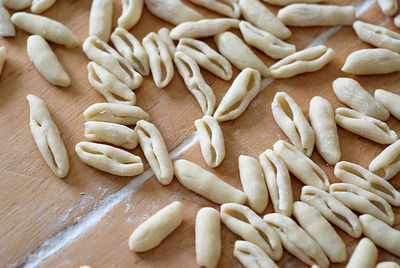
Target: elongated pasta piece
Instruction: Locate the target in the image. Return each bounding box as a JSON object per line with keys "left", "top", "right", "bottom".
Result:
{"left": 259, "top": 149, "right": 292, "bottom": 216}
{"left": 31, "top": 0, "right": 56, "bottom": 14}
{"left": 27, "top": 94, "right": 69, "bottom": 178}
{"left": 84, "top": 103, "right": 149, "bottom": 125}
{"left": 239, "top": 21, "right": 295, "bottom": 59}
{"left": 0, "top": 47, "right": 5, "bottom": 75}
{"left": 196, "top": 208, "right": 221, "bottom": 268}
{"left": 330, "top": 183, "right": 394, "bottom": 225}
{"left": 174, "top": 159, "right": 247, "bottom": 204}
{"left": 376, "top": 262, "right": 400, "bottom": 268}
{"left": 84, "top": 122, "right": 138, "bottom": 150}
{"left": 214, "top": 68, "right": 261, "bottom": 121}
{"left": 220, "top": 203, "right": 282, "bottom": 260}
{"left": 335, "top": 107, "right": 397, "bottom": 144}
{"left": 83, "top": 36, "right": 143, "bottom": 89}
{"left": 174, "top": 51, "right": 216, "bottom": 115}
{"left": 369, "top": 139, "right": 400, "bottom": 180}
{"left": 11, "top": 12, "right": 80, "bottom": 48}
{"left": 301, "top": 186, "right": 362, "bottom": 238}
{"left": 378, "top": 0, "right": 398, "bottom": 16}
{"left": 346, "top": 238, "right": 378, "bottom": 268}
{"left": 110, "top": 27, "right": 150, "bottom": 77}
{"left": 2, "top": 0, "right": 30, "bottom": 10}
{"left": 334, "top": 161, "right": 400, "bottom": 206}
{"left": 118, "top": 0, "right": 143, "bottom": 30}
{"left": 0, "top": 4, "right": 15, "bottom": 36}
{"left": 278, "top": 4, "right": 355, "bottom": 26}
{"left": 374, "top": 89, "right": 400, "bottom": 121}
{"left": 270, "top": 45, "right": 335, "bottom": 78}
{"left": 238, "top": 155, "right": 268, "bottom": 213}
{"left": 144, "top": 0, "right": 203, "bottom": 25}
{"left": 142, "top": 32, "right": 174, "bottom": 88}
{"left": 342, "top": 48, "right": 400, "bottom": 75}
{"left": 264, "top": 213, "right": 329, "bottom": 268}
{"left": 136, "top": 120, "right": 173, "bottom": 185}
{"left": 190, "top": 0, "right": 240, "bottom": 18}
{"left": 129, "top": 201, "right": 183, "bottom": 252}
{"left": 27, "top": 35, "right": 71, "bottom": 87}
{"left": 89, "top": 0, "right": 113, "bottom": 42}
{"left": 395, "top": 15, "right": 400, "bottom": 28}
{"left": 264, "top": 0, "right": 324, "bottom": 6}
{"left": 333, "top": 78, "right": 389, "bottom": 121}
{"left": 170, "top": 18, "right": 239, "bottom": 40}
{"left": 233, "top": 241, "right": 279, "bottom": 268}
{"left": 176, "top": 38, "right": 232, "bottom": 80}
{"left": 195, "top": 115, "right": 225, "bottom": 167}
{"left": 272, "top": 92, "right": 315, "bottom": 156}
{"left": 239, "top": 0, "right": 291, "bottom": 39}
{"left": 157, "top": 28, "right": 175, "bottom": 57}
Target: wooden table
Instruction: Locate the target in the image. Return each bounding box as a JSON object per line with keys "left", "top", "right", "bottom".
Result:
{"left": 0, "top": 0, "right": 399, "bottom": 267}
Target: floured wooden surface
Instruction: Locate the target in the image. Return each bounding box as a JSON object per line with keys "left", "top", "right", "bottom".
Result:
{"left": 0, "top": 0, "right": 399, "bottom": 267}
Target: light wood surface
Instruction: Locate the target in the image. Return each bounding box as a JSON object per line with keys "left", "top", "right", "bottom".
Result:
{"left": 0, "top": 0, "right": 399, "bottom": 267}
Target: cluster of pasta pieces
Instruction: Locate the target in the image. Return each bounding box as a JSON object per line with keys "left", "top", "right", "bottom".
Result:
{"left": 1, "top": 0, "right": 400, "bottom": 266}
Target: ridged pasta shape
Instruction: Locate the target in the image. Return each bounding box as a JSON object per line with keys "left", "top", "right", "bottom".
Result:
{"left": 214, "top": 68, "right": 261, "bottom": 121}
{"left": 369, "top": 139, "right": 400, "bottom": 180}
{"left": 0, "top": 4, "right": 15, "bottom": 36}
{"left": 264, "top": 0, "right": 323, "bottom": 6}
{"left": 136, "top": 120, "right": 174, "bottom": 185}
{"left": 335, "top": 107, "right": 397, "bottom": 144}
{"left": 89, "top": 0, "right": 113, "bottom": 42}
{"left": 118, "top": 0, "right": 143, "bottom": 30}
{"left": 374, "top": 89, "right": 400, "bottom": 120}
{"left": 27, "top": 94, "right": 69, "bottom": 178}
{"left": 157, "top": 28, "right": 175, "bottom": 57}
{"left": 174, "top": 51, "right": 216, "bottom": 115}
{"left": 31, "top": 0, "right": 56, "bottom": 14}
{"left": 272, "top": 92, "right": 315, "bottom": 156}
{"left": 189, "top": 0, "right": 240, "bottom": 18}
{"left": 177, "top": 38, "right": 232, "bottom": 80}
{"left": 220, "top": 203, "right": 282, "bottom": 260}
{"left": 270, "top": 45, "right": 335, "bottom": 78}
{"left": 233, "top": 241, "right": 279, "bottom": 268}
{"left": 84, "top": 103, "right": 149, "bottom": 125}
{"left": 2, "top": 0, "right": 30, "bottom": 10}
{"left": 346, "top": 237, "right": 378, "bottom": 268}
{"left": 0, "top": 47, "right": 5, "bottom": 75}
{"left": 195, "top": 115, "right": 225, "bottom": 168}
{"left": 378, "top": 0, "right": 398, "bottom": 16}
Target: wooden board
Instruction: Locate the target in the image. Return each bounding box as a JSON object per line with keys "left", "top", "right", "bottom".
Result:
{"left": 0, "top": 0, "right": 399, "bottom": 267}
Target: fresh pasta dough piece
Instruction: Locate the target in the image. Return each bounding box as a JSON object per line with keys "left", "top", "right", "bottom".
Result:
{"left": 213, "top": 68, "right": 262, "bottom": 121}
{"left": 157, "top": 28, "right": 175, "bottom": 57}
{"left": 333, "top": 78, "right": 389, "bottom": 121}
{"left": 263, "top": 213, "right": 329, "bottom": 268}
{"left": 374, "top": 89, "right": 400, "bottom": 120}
{"left": 27, "top": 94, "right": 69, "bottom": 178}
{"left": 342, "top": 48, "right": 400, "bottom": 75}
{"left": 174, "top": 159, "right": 247, "bottom": 204}
{"left": 27, "top": 35, "right": 71, "bottom": 87}
{"left": 346, "top": 237, "right": 378, "bottom": 268}
{"left": 335, "top": 107, "right": 397, "bottom": 144}
{"left": 144, "top": 0, "right": 203, "bottom": 25}
{"left": 190, "top": 0, "right": 240, "bottom": 18}
{"left": 176, "top": 38, "right": 232, "bottom": 80}
{"left": 84, "top": 103, "right": 149, "bottom": 125}
{"left": 118, "top": 0, "right": 143, "bottom": 30}
{"left": 360, "top": 214, "right": 400, "bottom": 257}
{"left": 136, "top": 120, "right": 173, "bottom": 185}
{"left": 174, "top": 51, "right": 216, "bottom": 115}
{"left": 129, "top": 201, "right": 183, "bottom": 252}
{"left": 376, "top": 262, "right": 400, "bottom": 268}
{"left": 239, "top": 21, "right": 295, "bottom": 59}
{"left": 169, "top": 18, "right": 239, "bottom": 40}
{"left": 195, "top": 115, "right": 225, "bottom": 168}
{"left": 278, "top": 4, "right": 355, "bottom": 26}
{"left": 369, "top": 139, "right": 400, "bottom": 180}
{"left": 272, "top": 92, "right": 315, "bottom": 156}
{"left": 378, "top": 0, "right": 398, "bottom": 16}
{"left": 259, "top": 149, "right": 293, "bottom": 216}
{"left": 11, "top": 12, "right": 80, "bottom": 48}
{"left": 239, "top": 0, "right": 291, "bottom": 39}
{"left": 395, "top": 15, "right": 400, "bottom": 28}
{"left": 0, "top": 47, "right": 5, "bottom": 75}
{"left": 31, "top": 0, "right": 56, "bottom": 14}
{"left": 233, "top": 240, "right": 279, "bottom": 268}
{"left": 142, "top": 32, "right": 174, "bottom": 88}
{"left": 264, "top": 0, "right": 324, "bottom": 6}
{"left": 87, "top": 62, "right": 136, "bottom": 105}
{"left": 196, "top": 207, "right": 221, "bottom": 268}
{"left": 110, "top": 27, "right": 150, "bottom": 77}
{"left": 84, "top": 122, "right": 138, "bottom": 150}
{"left": 2, "top": 0, "right": 30, "bottom": 10}
{"left": 220, "top": 203, "right": 282, "bottom": 260}
{"left": 89, "top": 0, "right": 113, "bottom": 42}
{"left": 238, "top": 155, "right": 268, "bottom": 214}
{"left": 301, "top": 185, "right": 362, "bottom": 238}
{"left": 329, "top": 183, "right": 394, "bottom": 225}
{"left": 309, "top": 96, "right": 340, "bottom": 165}
{"left": 83, "top": 36, "right": 143, "bottom": 89}
{"left": 334, "top": 161, "right": 400, "bottom": 206}
{"left": 0, "top": 4, "right": 15, "bottom": 36}
{"left": 274, "top": 140, "right": 330, "bottom": 190}
{"left": 293, "top": 201, "right": 346, "bottom": 263}
{"left": 270, "top": 45, "right": 335, "bottom": 78}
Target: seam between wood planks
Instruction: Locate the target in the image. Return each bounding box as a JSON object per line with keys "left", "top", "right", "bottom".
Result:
{"left": 21, "top": 0, "right": 377, "bottom": 266}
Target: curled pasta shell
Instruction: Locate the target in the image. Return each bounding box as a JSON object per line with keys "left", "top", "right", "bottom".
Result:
{"left": 346, "top": 237, "right": 378, "bottom": 268}
{"left": 0, "top": 47, "right": 5, "bottom": 75}
{"left": 369, "top": 139, "right": 400, "bottom": 180}
{"left": 31, "top": 0, "right": 56, "bottom": 14}
{"left": 89, "top": 0, "right": 113, "bottom": 42}
{"left": 190, "top": 0, "right": 240, "bottom": 18}
{"left": 118, "top": 0, "right": 143, "bottom": 30}
{"left": 84, "top": 103, "right": 149, "bottom": 125}
{"left": 214, "top": 68, "right": 261, "bottom": 121}
{"left": 157, "top": 28, "right": 175, "bottom": 57}
{"left": 2, "top": 0, "right": 30, "bottom": 10}
{"left": 375, "top": 89, "right": 400, "bottom": 121}
{"left": 378, "top": 0, "right": 398, "bottom": 16}
{"left": 233, "top": 241, "right": 278, "bottom": 268}
{"left": 0, "top": 4, "right": 15, "bottom": 36}
{"left": 136, "top": 120, "right": 174, "bottom": 185}
{"left": 270, "top": 45, "right": 335, "bottom": 78}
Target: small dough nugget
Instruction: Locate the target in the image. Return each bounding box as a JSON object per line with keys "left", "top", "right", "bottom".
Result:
{"left": 0, "top": 4, "right": 15, "bottom": 36}
{"left": 84, "top": 103, "right": 149, "bottom": 125}
{"left": 190, "top": 0, "right": 240, "bottom": 18}
{"left": 378, "top": 0, "right": 398, "bottom": 16}
{"left": 118, "top": 0, "right": 143, "bottom": 30}
{"left": 31, "top": 0, "right": 57, "bottom": 14}
{"left": 374, "top": 89, "right": 400, "bottom": 121}
{"left": 369, "top": 139, "right": 400, "bottom": 180}
{"left": 2, "top": 0, "right": 30, "bottom": 10}
{"left": 346, "top": 237, "right": 378, "bottom": 268}
{"left": 234, "top": 241, "right": 278, "bottom": 268}
{"left": 89, "top": 0, "right": 113, "bottom": 42}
